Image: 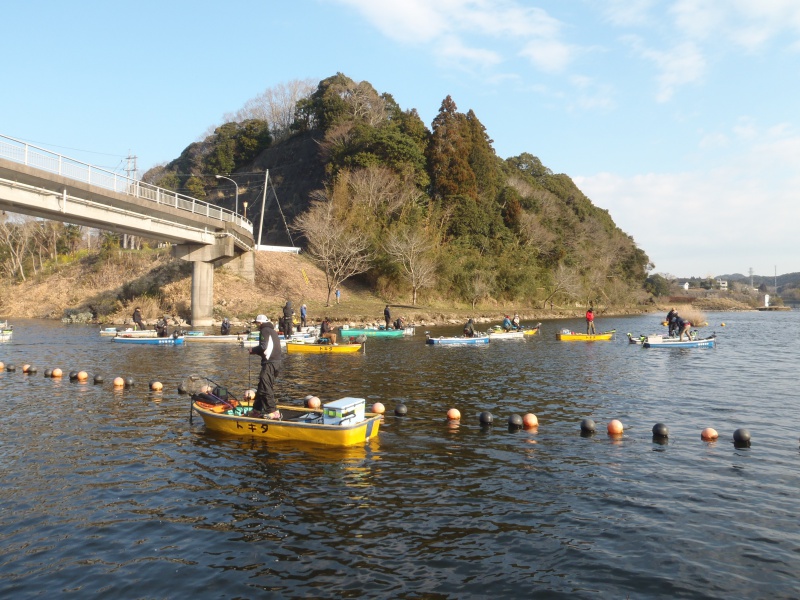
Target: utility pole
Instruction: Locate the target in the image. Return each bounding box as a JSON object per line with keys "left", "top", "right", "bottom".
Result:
{"left": 125, "top": 153, "right": 138, "bottom": 180}
{"left": 258, "top": 169, "right": 269, "bottom": 248}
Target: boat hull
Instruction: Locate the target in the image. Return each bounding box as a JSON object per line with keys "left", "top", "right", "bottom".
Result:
{"left": 643, "top": 337, "right": 716, "bottom": 349}
{"left": 103, "top": 328, "right": 158, "bottom": 338}
{"left": 426, "top": 335, "right": 490, "bottom": 346}
{"left": 286, "top": 341, "right": 363, "bottom": 354}
{"left": 488, "top": 330, "right": 525, "bottom": 340}
{"left": 193, "top": 403, "right": 381, "bottom": 446}
{"left": 112, "top": 335, "right": 185, "bottom": 345}
{"left": 556, "top": 330, "right": 615, "bottom": 341}
{"left": 183, "top": 333, "right": 251, "bottom": 343}
{"left": 339, "top": 327, "right": 404, "bottom": 338}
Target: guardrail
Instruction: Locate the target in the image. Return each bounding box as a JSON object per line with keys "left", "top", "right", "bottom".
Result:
{"left": 0, "top": 133, "right": 253, "bottom": 232}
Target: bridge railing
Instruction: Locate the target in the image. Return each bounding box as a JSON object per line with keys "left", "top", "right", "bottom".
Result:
{"left": 0, "top": 134, "right": 253, "bottom": 233}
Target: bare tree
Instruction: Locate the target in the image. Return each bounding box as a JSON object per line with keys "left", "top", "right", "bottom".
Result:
{"left": 0, "top": 214, "right": 35, "bottom": 281}
{"left": 293, "top": 198, "right": 372, "bottom": 306}
{"left": 470, "top": 270, "right": 495, "bottom": 309}
{"left": 383, "top": 226, "right": 438, "bottom": 305}
{"left": 542, "top": 263, "right": 582, "bottom": 309}
{"left": 222, "top": 78, "right": 316, "bottom": 141}
{"left": 347, "top": 165, "right": 424, "bottom": 219}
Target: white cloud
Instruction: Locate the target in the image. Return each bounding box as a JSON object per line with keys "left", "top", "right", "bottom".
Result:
{"left": 331, "top": 0, "right": 577, "bottom": 73}
{"left": 602, "top": 0, "right": 657, "bottom": 26}
{"left": 629, "top": 40, "right": 706, "bottom": 102}
{"left": 575, "top": 121, "right": 800, "bottom": 276}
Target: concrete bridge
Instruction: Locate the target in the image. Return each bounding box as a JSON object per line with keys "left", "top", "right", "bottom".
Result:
{"left": 0, "top": 134, "right": 256, "bottom": 326}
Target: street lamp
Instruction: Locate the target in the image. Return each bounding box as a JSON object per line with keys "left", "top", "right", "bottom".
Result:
{"left": 215, "top": 174, "right": 239, "bottom": 216}
{"left": 242, "top": 201, "right": 248, "bottom": 218}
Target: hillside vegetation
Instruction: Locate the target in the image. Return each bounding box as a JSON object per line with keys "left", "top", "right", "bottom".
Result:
{"left": 143, "top": 73, "right": 651, "bottom": 310}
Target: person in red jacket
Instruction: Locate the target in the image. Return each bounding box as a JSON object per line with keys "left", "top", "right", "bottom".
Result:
{"left": 586, "top": 307, "right": 596, "bottom": 334}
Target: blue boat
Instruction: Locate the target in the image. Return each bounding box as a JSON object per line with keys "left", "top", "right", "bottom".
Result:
{"left": 112, "top": 335, "right": 185, "bottom": 345}
{"left": 642, "top": 334, "right": 715, "bottom": 349}
{"left": 425, "top": 335, "right": 490, "bottom": 346}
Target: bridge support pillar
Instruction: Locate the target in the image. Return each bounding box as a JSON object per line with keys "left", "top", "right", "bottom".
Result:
{"left": 191, "top": 260, "right": 215, "bottom": 327}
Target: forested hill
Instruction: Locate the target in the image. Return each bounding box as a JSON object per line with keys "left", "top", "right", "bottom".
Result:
{"left": 143, "top": 73, "right": 650, "bottom": 308}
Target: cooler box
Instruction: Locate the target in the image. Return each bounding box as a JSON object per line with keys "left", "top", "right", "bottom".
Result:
{"left": 323, "top": 397, "right": 366, "bottom": 425}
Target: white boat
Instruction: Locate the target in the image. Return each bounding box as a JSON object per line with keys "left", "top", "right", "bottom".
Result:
{"left": 487, "top": 326, "right": 525, "bottom": 340}
{"left": 0, "top": 320, "right": 12, "bottom": 342}
{"left": 182, "top": 331, "right": 253, "bottom": 343}
{"left": 106, "top": 328, "right": 159, "bottom": 338}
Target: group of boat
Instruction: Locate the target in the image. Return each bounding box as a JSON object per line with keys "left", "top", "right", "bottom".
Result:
{"left": 425, "top": 323, "right": 541, "bottom": 345}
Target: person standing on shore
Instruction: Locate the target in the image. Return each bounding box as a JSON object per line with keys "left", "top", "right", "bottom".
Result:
{"left": 335, "top": 288, "right": 341, "bottom": 304}
{"left": 586, "top": 307, "right": 596, "bottom": 334}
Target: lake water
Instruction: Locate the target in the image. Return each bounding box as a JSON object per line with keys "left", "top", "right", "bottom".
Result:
{"left": 1, "top": 311, "right": 799, "bottom": 598}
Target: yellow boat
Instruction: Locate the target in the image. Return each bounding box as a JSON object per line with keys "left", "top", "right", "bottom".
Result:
{"left": 192, "top": 400, "right": 381, "bottom": 447}
{"left": 285, "top": 341, "right": 364, "bottom": 354}
{"left": 522, "top": 323, "right": 542, "bottom": 336}
{"left": 555, "top": 329, "right": 616, "bottom": 341}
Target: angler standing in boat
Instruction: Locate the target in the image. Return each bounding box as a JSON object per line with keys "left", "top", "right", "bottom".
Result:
{"left": 300, "top": 304, "right": 307, "bottom": 328}
{"left": 675, "top": 315, "right": 693, "bottom": 341}
{"left": 666, "top": 308, "right": 678, "bottom": 336}
{"left": 248, "top": 315, "right": 282, "bottom": 420}
{"left": 281, "top": 301, "right": 294, "bottom": 337}
{"left": 586, "top": 307, "right": 596, "bottom": 334}
{"left": 464, "top": 318, "right": 476, "bottom": 338}
{"left": 132, "top": 307, "right": 146, "bottom": 331}
{"left": 220, "top": 318, "right": 231, "bottom": 336}
{"left": 384, "top": 305, "right": 391, "bottom": 329}
{"left": 155, "top": 315, "right": 169, "bottom": 337}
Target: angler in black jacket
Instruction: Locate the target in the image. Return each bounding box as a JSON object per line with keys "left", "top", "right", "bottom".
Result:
{"left": 248, "top": 315, "right": 282, "bottom": 419}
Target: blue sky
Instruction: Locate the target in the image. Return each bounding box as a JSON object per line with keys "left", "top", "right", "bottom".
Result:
{"left": 3, "top": 0, "right": 800, "bottom": 278}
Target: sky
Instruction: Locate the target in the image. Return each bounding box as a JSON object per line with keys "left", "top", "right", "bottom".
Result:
{"left": 3, "top": 0, "right": 800, "bottom": 278}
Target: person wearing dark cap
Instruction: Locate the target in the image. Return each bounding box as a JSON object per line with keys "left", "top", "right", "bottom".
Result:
{"left": 248, "top": 314, "right": 282, "bottom": 420}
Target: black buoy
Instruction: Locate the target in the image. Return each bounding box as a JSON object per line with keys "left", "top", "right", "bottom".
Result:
{"left": 394, "top": 403, "right": 408, "bottom": 416}
{"left": 69, "top": 371, "right": 79, "bottom": 380}
{"left": 177, "top": 382, "right": 188, "bottom": 394}
{"left": 733, "top": 428, "right": 751, "bottom": 448}
{"left": 124, "top": 377, "right": 134, "bottom": 388}
{"left": 44, "top": 368, "right": 53, "bottom": 378}
{"left": 93, "top": 374, "right": 104, "bottom": 384}
{"left": 580, "top": 418, "right": 596, "bottom": 433}
{"left": 508, "top": 414, "right": 523, "bottom": 431}
{"left": 652, "top": 423, "right": 669, "bottom": 438}
{"left": 27, "top": 366, "right": 38, "bottom": 374}
{"left": 479, "top": 411, "right": 493, "bottom": 425}
{"left": 6, "top": 364, "right": 16, "bottom": 372}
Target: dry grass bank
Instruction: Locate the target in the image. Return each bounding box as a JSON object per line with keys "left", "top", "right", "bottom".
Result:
{"left": 0, "top": 248, "right": 670, "bottom": 327}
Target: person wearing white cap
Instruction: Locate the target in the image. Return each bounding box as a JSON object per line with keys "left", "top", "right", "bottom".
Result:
{"left": 248, "top": 314, "right": 282, "bottom": 419}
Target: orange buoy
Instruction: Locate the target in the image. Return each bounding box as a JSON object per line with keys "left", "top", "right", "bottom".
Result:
{"left": 371, "top": 402, "right": 385, "bottom": 414}
{"left": 52, "top": 368, "right": 63, "bottom": 378}
{"left": 307, "top": 396, "right": 321, "bottom": 409}
{"left": 22, "top": 364, "right": 31, "bottom": 373}
{"left": 77, "top": 371, "right": 88, "bottom": 382}
{"left": 113, "top": 376, "right": 125, "bottom": 388}
{"left": 0, "top": 362, "right": 4, "bottom": 370}
{"left": 607, "top": 419, "right": 624, "bottom": 435}
{"left": 701, "top": 427, "right": 718, "bottom": 441}
{"left": 522, "top": 413, "right": 538, "bottom": 428}
{"left": 447, "top": 408, "right": 461, "bottom": 421}
{"left": 150, "top": 381, "right": 163, "bottom": 391}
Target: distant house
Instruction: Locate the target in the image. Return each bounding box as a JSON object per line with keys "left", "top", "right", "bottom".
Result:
{"left": 683, "top": 282, "right": 690, "bottom": 291}
{"left": 717, "top": 279, "right": 728, "bottom": 289}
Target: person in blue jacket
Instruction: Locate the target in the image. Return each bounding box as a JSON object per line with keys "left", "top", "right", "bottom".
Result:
{"left": 502, "top": 315, "right": 513, "bottom": 332}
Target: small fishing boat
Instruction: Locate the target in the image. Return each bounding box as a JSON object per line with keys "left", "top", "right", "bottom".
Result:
{"left": 425, "top": 334, "right": 490, "bottom": 346}
{"left": 112, "top": 334, "right": 185, "bottom": 345}
{"left": 102, "top": 328, "right": 158, "bottom": 338}
{"left": 642, "top": 334, "right": 716, "bottom": 349}
{"left": 0, "top": 320, "right": 12, "bottom": 342}
{"left": 191, "top": 393, "right": 381, "bottom": 447}
{"left": 285, "top": 340, "right": 364, "bottom": 354}
{"left": 182, "top": 331, "right": 252, "bottom": 343}
{"left": 487, "top": 327, "right": 525, "bottom": 340}
{"left": 521, "top": 323, "right": 542, "bottom": 336}
{"left": 338, "top": 326, "right": 404, "bottom": 338}
{"left": 555, "top": 329, "right": 616, "bottom": 341}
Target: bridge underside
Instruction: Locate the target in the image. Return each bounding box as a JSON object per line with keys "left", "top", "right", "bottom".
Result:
{"left": 0, "top": 161, "right": 256, "bottom": 326}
